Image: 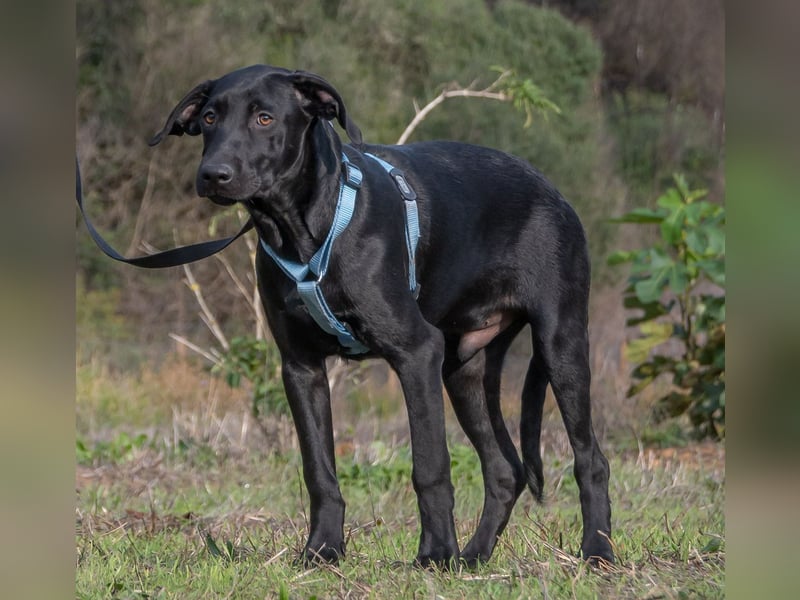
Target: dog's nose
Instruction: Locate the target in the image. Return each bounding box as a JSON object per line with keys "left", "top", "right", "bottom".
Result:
{"left": 199, "top": 163, "right": 234, "bottom": 186}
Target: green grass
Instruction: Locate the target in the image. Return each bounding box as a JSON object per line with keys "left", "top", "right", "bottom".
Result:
{"left": 76, "top": 360, "right": 724, "bottom": 599}
{"left": 76, "top": 439, "right": 724, "bottom": 599}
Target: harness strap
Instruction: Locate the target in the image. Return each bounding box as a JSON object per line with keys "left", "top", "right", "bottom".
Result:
{"left": 260, "top": 159, "right": 361, "bottom": 282}
{"left": 296, "top": 281, "right": 367, "bottom": 352}
{"left": 260, "top": 155, "right": 369, "bottom": 355}
{"left": 259, "top": 152, "right": 421, "bottom": 355}
{"left": 364, "top": 153, "right": 421, "bottom": 296}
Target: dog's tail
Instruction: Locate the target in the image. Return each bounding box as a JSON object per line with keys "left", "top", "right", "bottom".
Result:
{"left": 519, "top": 350, "right": 548, "bottom": 503}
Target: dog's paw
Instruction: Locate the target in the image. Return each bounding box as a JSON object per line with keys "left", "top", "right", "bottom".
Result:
{"left": 581, "top": 539, "right": 614, "bottom": 566}
{"left": 458, "top": 551, "right": 491, "bottom": 570}
{"left": 299, "top": 542, "right": 344, "bottom": 567}
{"left": 414, "top": 546, "right": 460, "bottom": 571}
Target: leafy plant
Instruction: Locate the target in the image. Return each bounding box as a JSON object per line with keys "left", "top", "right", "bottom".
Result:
{"left": 212, "top": 336, "right": 288, "bottom": 417}
{"left": 491, "top": 66, "right": 561, "bottom": 128}
{"left": 76, "top": 432, "right": 151, "bottom": 465}
{"left": 609, "top": 174, "right": 725, "bottom": 439}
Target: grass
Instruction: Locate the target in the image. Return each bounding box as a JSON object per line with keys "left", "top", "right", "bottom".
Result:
{"left": 76, "top": 358, "right": 724, "bottom": 599}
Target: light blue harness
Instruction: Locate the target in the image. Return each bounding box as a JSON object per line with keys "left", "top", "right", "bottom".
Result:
{"left": 260, "top": 152, "right": 420, "bottom": 355}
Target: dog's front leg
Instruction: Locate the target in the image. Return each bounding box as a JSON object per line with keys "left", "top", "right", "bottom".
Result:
{"left": 281, "top": 356, "right": 345, "bottom": 565}
{"left": 376, "top": 321, "right": 460, "bottom": 568}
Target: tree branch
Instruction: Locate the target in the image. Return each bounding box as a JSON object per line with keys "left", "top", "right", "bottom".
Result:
{"left": 397, "top": 88, "right": 509, "bottom": 145}
{"left": 168, "top": 333, "right": 221, "bottom": 365}
{"left": 180, "top": 260, "right": 230, "bottom": 352}
{"left": 395, "top": 68, "right": 558, "bottom": 144}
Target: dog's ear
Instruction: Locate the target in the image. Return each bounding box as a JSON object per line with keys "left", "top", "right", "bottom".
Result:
{"left": 289, "top": 71, "right": 363, "bottom": 148}
{"left": 149, "top": 80, "right": 214, "bottom": 146}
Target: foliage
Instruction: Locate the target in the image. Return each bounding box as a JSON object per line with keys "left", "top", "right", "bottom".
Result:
{"left": 545, "top": 0, "right": 725, "bottom": 199}
{"left": 606, "top": 89, "right": 722, "bottom": 203}
{"left": 76, "top": 277, "right": 129, "bottom": 353}
{"left": 76, "top": 274, "right": 146, "bottom": 369}
{"left": 211, "top": 336, "right": 288, "bottom": 417}
{"left": 75, "top": 0, "right": 724, "bottom": 369}
{"left": 609, "top": 175, "right": 725, "bottom": 439}
{"left": 492, "top": 66, "right": 562, "bottom": 127}
{"left": 76, "top": 0, "right": 611, "bottom": 276}
{"left": 337, "top": 443, "right": 484, "bottom": 498}
{"left": 76, "top": 432, "right": 151, "bottom": 466}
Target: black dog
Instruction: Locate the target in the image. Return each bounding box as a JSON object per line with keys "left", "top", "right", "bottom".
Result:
{"left": 150, "top": 65, "right": 612, "bottom": 567}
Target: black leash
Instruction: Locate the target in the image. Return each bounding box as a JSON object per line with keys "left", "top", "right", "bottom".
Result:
{"left": 76, "top": 159, "right": 253, "bottom": 268}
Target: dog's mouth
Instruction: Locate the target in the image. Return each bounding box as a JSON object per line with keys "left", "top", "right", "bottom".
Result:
{"left": 205, "top": 194, "right": 239, "bottom": 207}
{"left": 197, "top": 175, "right": 262, "bottom": 207}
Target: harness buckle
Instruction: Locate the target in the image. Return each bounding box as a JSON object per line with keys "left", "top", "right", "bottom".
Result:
{"left": 343, "top": 161, "right": 363, "bottom": 189}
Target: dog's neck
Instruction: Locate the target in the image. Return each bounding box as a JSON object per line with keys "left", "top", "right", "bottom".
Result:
{"left": 245, "top": 121, "right": 343, "bottom": 264}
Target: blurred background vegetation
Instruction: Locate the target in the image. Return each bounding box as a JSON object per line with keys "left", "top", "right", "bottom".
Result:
{"left": 76, "top": 0, "right": 724, "bottom": 445}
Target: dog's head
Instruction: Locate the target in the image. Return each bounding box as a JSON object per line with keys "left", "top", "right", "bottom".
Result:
{"left": 149, "top": 65, "right": 362, "bottom": 206}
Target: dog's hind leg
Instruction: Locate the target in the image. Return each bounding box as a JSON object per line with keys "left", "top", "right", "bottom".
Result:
{"left": 483, "top": 325, "right": 528, "bottom": 503}
{"left": 443, "top": 327, "right": 525, "bottom": 567}
{"left": 519, "top": 341, "right": 548, "bottom": 503}
{"left": 531, "top": 303, "right": 614, "bottom": 563}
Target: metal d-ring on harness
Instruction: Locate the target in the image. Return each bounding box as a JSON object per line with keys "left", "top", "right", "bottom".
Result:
{"left": 259, "top": 153, "right": 421, "bottom": 355}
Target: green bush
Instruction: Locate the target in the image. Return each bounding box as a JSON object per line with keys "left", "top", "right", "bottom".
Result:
{"left": 609, "top": 175, "right": 725, "bottom": 439}
{"left": 212, "top": 336, "right": 288, "bottom": 417}
{"left": 605, "top": 90, "right": 722, "bottom": 204}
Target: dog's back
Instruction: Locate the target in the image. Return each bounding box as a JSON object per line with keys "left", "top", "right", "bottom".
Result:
{"left": 364, "top": 141, "right": 589, "bottom": 326}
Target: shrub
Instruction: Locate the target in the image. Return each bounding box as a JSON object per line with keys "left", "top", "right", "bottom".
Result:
{"left": 609, "top": 175, "right": 725, "bottom": 439}
{"left": 212, "top": 336, "right": 288, "bottom": 418}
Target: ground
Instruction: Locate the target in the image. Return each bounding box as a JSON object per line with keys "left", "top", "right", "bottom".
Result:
{"left": 75, "top": 360, "right": 724, "bottom": 599}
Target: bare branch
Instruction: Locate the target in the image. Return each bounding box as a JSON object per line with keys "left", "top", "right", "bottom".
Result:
{"left": 243, "top": 232, "right": 267, "bottom": 340}
{"left": 214, "top": 251, "right": 261, "bottom": 321}
{"left": 396, "top": 73, "right": 511, "bottom": 145}
{"left": 180, "top": 261, "right": 230, "bottom": 351}
{"left": 168, "top": 333, "right": 221, "bottom": 365}
{"left": 394, "top": 68, "right": 559, "bottom": 145}
{"left": 397, "top": 91, "right": 447, "bottom": 145}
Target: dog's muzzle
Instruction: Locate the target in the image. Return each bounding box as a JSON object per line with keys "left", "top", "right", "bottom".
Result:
{"left": 196, "top": 162, "right": 247, "bottom": 205}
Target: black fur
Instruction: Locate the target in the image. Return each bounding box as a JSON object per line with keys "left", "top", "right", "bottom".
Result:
{"left": 151, "top": 65, "right": 613, "bottom": 567}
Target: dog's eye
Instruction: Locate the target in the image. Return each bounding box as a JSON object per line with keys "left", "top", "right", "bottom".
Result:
{"left": 203, "top": 111, "right": 216, "bottom": 125}
{"left": 257, "top": 113, "right": 273, "bottom": 127}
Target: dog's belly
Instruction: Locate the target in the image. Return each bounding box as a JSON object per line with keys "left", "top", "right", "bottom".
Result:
{"left": 458, "top": 311, "right": 516, "bottom": 361}
{"left": 445, "top": 310, "right": 517, "bottom": 363}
